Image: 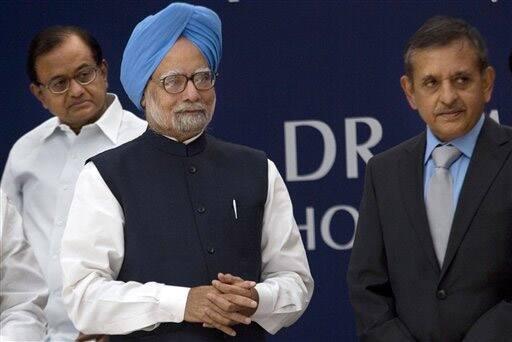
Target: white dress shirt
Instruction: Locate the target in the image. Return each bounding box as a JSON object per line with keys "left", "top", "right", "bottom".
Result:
{"left": 1, "top": 94, "right": 147, "bottom": 341}
{"left": 1, "top": 189, "right": 48, "bottom": 341}
{"left": 60, "top": 141, "right": 313, "bottom": 336}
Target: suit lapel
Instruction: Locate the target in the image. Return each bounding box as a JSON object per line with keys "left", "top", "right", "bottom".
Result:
{"left": 400, "top": 132, "right": 441, "bottom": 275}
{"left": 440, "top": 118, "right": 512, "bottom": 279}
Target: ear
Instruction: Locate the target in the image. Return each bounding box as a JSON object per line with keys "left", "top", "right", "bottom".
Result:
{"left": 140, "top": 93, "right": 146, "bottom": 109}
{"left": 29, "top": 83, "right": 49, "bottom": 110}
{"left": 140, "top": 84, "right": 150, "bottom": 109}
{"left": 100, "top": 59, "right": 109, "bottom": 88}
{"left": 482, "top": 66, "right": 495, "bottom": 103}
{"left": 400, "top": 75, "right": 418, "bottom": 110}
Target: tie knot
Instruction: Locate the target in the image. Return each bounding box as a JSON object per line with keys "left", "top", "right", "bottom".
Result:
{"left": 432, "top": 145, "right": 461, "bottom": 169}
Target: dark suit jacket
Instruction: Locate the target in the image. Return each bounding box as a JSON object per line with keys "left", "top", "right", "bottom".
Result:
{"left": 347, "top": 117, "right": 512, "bottom": 342}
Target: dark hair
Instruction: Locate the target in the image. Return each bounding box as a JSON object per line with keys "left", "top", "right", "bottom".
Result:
{"left": 27, "top": 26, "right": 103, "bottom": 83}
{"left": 404, "top": 16, "right": 489, "bottom": 77}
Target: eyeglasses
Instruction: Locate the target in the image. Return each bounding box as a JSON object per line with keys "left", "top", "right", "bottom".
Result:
{"left": 155, "top": 70, "right": 217, "bottom": 94}
{"left": 37, "top": 65, "right": 100, "bottom": 94}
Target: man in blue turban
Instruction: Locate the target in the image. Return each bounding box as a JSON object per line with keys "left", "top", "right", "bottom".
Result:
{"left": 120, "top": 2, "right": 222, "bottom": 112}
{"left": 61, "top": 3, "right": 313, "bottom": 341}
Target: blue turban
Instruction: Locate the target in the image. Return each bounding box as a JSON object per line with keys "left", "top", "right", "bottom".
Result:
{"left": 120, "top": 2, "right": 222, "bottom": 110}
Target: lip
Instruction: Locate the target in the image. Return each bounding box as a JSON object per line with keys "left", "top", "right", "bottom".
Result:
{"left": 68, "top": 100, "right": 91, "bottom": 109}
{"left": 176, "top": 109, "right": 205, "bottom": 115}
{"left": 436, "top": 110, "right": 464, "bottom": 119}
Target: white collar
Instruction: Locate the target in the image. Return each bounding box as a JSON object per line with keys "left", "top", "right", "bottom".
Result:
{"left": 41, "top": 93, "right": 123, "bottom": 144}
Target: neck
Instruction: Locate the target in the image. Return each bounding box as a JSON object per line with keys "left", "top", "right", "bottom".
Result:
{"left": 64, "top": 100, "right": 108, "bottom": 135}
{"left": 146, "top": 120, "right": 203, "bottom": 142}
{"left": 150, "top": 126, "right": 201, "bottom": 142}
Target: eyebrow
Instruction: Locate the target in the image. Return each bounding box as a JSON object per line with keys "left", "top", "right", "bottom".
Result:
{"left": 420, "top": 74, "right": 436, "bottom": 83}
{"left": 159, "top": 69, "right": 182, "bottom": 78}
{"left": 420, "top": 69, "right": 472, "bottom": 83}
{"left": 160, "top": 67, "right": 211, "bottom": 79}
{"left": 47, "top": 63, "right": 95, "bottom": 82}
{"left": 452, "top": 71, "right": 471, "bottom": 77}
{"left": 194, "top": 67, "right": 211, "bottom": 73}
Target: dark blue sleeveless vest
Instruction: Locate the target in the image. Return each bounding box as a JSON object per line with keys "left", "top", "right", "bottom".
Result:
{"left": 90, "top": 129, "right": 268, "bottom": 341}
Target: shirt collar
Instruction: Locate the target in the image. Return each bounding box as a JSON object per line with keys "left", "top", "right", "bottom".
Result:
{"left": 424, "top": 114, "right": 485, "bottom": 164}
{"left": 40, "top": 117, "right": 61, "bottom": 142}
{"left": 144, "top": 128, "right": 207, "bottom": 157}
{"left": 93, "top": 93, "right": 123, "bottom": 144}
{"left": 41, "top": 93, "right": 123, "bottom": 143}
{"left": 164, "top": 131, "right": 204, "bottom": 145}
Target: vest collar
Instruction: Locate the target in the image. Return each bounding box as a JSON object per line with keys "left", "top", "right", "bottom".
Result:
{"left": 143, "top": 128, "right": 207, "bottom": 156}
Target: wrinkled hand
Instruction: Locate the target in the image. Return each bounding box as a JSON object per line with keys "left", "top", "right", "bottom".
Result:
{"left": 184, "top": 285, "right": 252, "bottom": 336}
{"left": 210, "top": 273, "right": 259, "bottom": 318}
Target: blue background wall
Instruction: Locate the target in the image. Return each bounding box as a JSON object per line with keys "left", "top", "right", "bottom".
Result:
{"left": 2, "top": 1, "right": 511, "bottom": 340}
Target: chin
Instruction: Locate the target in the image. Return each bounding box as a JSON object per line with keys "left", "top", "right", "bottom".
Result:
{"left": 72, "top": 111, "right": 102, "bottom": 126}
{"left": 438, "top": 130, "right": 465, "bottom": 142}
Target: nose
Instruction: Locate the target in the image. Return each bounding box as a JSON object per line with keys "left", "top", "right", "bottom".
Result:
{"left": 439, "top": 81, "right": 458, "bottom": 106}
{"left": 68, "top": 78, "right": 85, "bottom": 97}
{"left": 182, "top": 79, "right": 201, "bottom": 102}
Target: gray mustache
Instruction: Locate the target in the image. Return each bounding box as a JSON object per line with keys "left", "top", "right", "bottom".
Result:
{"left": 174, "top": 103, "right": 207, "bottom": 113}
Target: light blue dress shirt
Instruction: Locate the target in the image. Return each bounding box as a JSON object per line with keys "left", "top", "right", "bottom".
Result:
{"left": 424, "top": 115, "right": 485, "bottom": 206}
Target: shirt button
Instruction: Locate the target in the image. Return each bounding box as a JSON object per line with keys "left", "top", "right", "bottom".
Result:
{"left": 188, "top": 166, "right": 197, "bottom": 174}
{"left": 207, "top": 248, "right": 215, "bottom": 254}
{"left": 436, "top": 289, "right": 447, "bottom": 300}
{"left": 63, "top": 185, "right": 69, "bottom": 191}
{"left": 197, "top": 206, "right": 206, "bottom": 214}
{"left": 57, "top": 219, "right": 64, "bottom": 226}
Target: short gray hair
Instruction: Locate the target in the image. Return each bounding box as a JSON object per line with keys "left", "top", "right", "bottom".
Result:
{"left": 404, "top": 16, "right": 489, "bottom": 77}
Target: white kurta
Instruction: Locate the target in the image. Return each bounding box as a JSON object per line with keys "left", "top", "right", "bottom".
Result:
{"left": 61, "top": 149, "right": 314, "bottom": 335}
{"left": 1, "top": 94, "right": 147, "bottom": 340}
{"left": 1, "top": 189, "right": 48, "bottom": 341}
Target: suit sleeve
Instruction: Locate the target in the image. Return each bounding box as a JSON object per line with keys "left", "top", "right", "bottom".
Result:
{"left": 251, "top": 160, "right": 314, "bottom": 334}
{"left": 346, "top": 159, "right": 416, "bottom": 342}
{"left": 463, "top": 300, "right": 512, "bottom": 341}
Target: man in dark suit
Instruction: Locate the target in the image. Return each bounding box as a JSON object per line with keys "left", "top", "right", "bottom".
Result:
{"left": 347, "top": 16, "right": 512, "bottom": 341}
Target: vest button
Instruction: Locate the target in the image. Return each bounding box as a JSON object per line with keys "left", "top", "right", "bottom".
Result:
{"left": 436, "top": 289, "right": 447, "bottom": 300}
{"left": 188, "top": 166, "right": 197, "bottom": 174}
{"left": 197, "top": 206, "right": 206, "bottom": 214}
{"left": 207, "top": 247, "right": 215, "bottom": 254}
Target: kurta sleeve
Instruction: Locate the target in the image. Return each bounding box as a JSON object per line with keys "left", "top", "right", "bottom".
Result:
{"left": 251, "top": 160, "right": 314, "bottom": 334}
{"left": 60, "top": 163, "right": 190, "bottom": 335}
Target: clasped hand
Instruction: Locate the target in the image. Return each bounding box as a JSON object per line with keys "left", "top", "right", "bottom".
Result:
{"left": 184, "top": 273, "right": 259, "bottom": 336}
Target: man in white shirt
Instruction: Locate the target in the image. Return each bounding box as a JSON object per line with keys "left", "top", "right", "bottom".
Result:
{"left": 60, "top": 3, "right": 313, "bottom": 341}
{"left": 1, "top": 26, "right": 147, "bottom": 340}
{"left": 1, "top": 189, "right": 48, "bottom": 341}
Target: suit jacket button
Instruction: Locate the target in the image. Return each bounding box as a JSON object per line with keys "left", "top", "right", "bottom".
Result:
{"left": 188, "top": 166, "right": 197, "bottom": 174}
{"left": 436, "top": 289, "right": 447, "bottom": 300}
{"left": 207, "top": 248, "right": 215, "bottom": 254}
{"left": 197, "top": 206, "right": 206, "bottom": 213}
